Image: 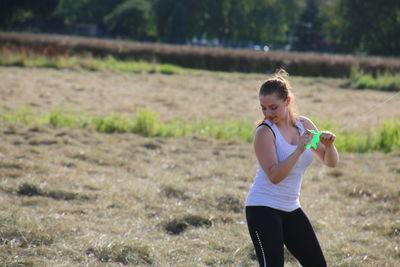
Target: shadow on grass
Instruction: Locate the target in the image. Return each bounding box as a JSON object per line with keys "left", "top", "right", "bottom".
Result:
{"left": 17, "top": 183, "right": 95, "bottom": 201}
{"left": 163, "top": 214, "right": 212, "bottom": 235}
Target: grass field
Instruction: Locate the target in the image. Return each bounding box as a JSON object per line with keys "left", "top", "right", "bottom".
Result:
{"left": 0, "top": 66, "right": 399, "bottom": 266}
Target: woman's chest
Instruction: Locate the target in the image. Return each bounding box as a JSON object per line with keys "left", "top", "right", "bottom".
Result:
{"left": 278, "top": 127, "right": 301, "bottom": 146}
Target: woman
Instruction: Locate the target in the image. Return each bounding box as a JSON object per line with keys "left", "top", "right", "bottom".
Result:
{"left": 245, "top": 70, "right": 339, "bottom": 267}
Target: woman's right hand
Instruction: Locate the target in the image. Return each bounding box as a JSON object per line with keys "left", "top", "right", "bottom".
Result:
{"left": 297, "top": 129, "right": 314, "bottom": 152}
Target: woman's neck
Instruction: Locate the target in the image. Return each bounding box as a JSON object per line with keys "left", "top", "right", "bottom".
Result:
{"left": 275, "top": 115, "right": 293, "bottom": 129}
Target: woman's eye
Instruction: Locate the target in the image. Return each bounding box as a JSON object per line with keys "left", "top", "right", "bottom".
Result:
{"left": 261, "top": 106, "right": 277, "bottom": 111}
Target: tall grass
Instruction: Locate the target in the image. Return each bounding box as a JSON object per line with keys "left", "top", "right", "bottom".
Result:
{"left": 1, "top": 107, "right": 399, "bottom": 153}
{"left": 2, "top": 46, "right": 400, "bottom": 92}
{"left": 2, "top": 32, "right": 400, "bottom": 77}
{"left": 350, "top": 66, "right": 400, "bottom": 91}
{"left": 0, "top": 48, "right": 187, "bottom": 74}
{"left": 374, "top": 120, "right": 400, "bottom": 152}
{"left": 0, "top": 107, "right": 253, "bottom": 142}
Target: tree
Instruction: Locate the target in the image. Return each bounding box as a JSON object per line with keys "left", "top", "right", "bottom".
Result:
{"left": 104, "top": 0, "right": 156, "bottom": 40}
{"left": 54, "top": 0, "right": 125, "bottom": 35}
{"left": 247, "top": 0, "right": 304, "bottom": 46}
{"left": 325, "top": 0, "right": 400, "bottom": 56}
{"left": 154, "top": 0, "right": 205, "bottom": 43}
{"left": 292, "top": 0, "right": 324, "bottom": 51}
{"left": 0, "top": 0, "right": 59, "bottom": 31}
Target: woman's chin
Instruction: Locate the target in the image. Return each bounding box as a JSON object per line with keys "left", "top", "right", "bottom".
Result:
{"left": 269, "top": 117, "right": 277, "bottom": 123}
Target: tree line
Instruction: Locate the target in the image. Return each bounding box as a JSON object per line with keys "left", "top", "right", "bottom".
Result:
{"left": 1, "top": 0, "right": 399, "bottom": 56}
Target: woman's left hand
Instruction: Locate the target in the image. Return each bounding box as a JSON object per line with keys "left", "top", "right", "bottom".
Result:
{"left": 319, "top": 131, "right": 336, "bottom": 147}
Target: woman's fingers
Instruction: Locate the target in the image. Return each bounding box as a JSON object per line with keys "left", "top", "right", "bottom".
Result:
{"left": 320, "top": 131, "right": 336, "bottom": 143}
{"left": 302, "top": 130, "right": 314, "bottom": 145}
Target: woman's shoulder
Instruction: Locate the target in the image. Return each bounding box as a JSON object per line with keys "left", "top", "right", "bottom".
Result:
{"left": 296, "top": 115, "right": 317, "bottom": 130}
{"left": 255, "top": 119, "right": 273, "bottom": 131}
{"left": 297, "top": 115, "right": 312, "bottom": 125}
{"left": 257, "top": 119, "right": 272, "bottom": 126}
{"left": 254, "top": 120, "right": 275, "bottom": 140}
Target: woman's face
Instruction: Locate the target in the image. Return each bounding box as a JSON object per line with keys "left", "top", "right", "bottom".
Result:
{"left": 259, "top": 93, "right": 289, "bottom": 124}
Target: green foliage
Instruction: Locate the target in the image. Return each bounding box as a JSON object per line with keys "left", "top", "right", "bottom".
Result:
{"left": 48, "top": 110, "right": 76, "bottom": 127}
{"left": 334, "top": 130, "right": 375, "bottom": 153}
{"left": 104, "top": 0, "right": 156, "bottom": 40}
{"left": 2, "top": 0, "right": 400, "bottom": 56}
{"left": 292, "top": 0, "right": 323, "bottom": 51}
{"left": 1, "top": 107, "right": 399, "bottom": 153}
{"left": 2, "top": 0, "right": 306, "bottom": 48}
{"left": 350, "top": 66, "right": 400, "bottom": 91}
{"left": 0, "top": 49, "right": 185, "bottom": 74}
{"left": 0, "top": 0, "right": 58, "bottom": 30}
{"left": 332, "top": 121, "right": 400, "bottom": 153}
{"left": 55, "top": 0, "right": 125, "bottom": 26}
{"left": 157, "top": 63, "right": 183, "bottom": 75}
{"left": 131, "top": 109, "right": 159, "bottom": 137}
{"left": 191, "top": 120, "right": 253, "bottom": 142}
{"left": 0, "top": 106, "right": 43, "bottom": 125}
{"left": 374, "top": 120, "right": 400, "bottom": 152}
{"left": 94, "top": 114, "right": 131, "bottom": 133}
{"left": 153, "top": 0, "right": 304, "bottom": 45}
{"left": 324, "top": 0, "right": 400, "bottom": 55}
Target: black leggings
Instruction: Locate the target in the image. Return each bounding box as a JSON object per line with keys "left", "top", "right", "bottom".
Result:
{"left": 246, "top": 206, "right": 326, "bottom": 267}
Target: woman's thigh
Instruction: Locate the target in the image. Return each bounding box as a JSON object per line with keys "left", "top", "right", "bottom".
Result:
{"left": 282, "top": 208, "right": 326, "bottom": 267}
{"left": 246, "top": 206, "right": 285, "bottom": 267}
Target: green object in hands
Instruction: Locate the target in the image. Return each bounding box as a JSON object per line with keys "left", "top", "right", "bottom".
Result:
{"left": 304, "top": 130, "right": 323, "bottom": 150}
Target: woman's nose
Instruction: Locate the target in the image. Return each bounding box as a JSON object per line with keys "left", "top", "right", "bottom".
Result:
{"left": 265, "top": 110, "right": 273, "bottom": 117}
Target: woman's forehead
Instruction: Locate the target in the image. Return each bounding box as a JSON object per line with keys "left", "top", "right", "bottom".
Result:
{"left": 259, "top": 94, "right": 283, "bottom": 105}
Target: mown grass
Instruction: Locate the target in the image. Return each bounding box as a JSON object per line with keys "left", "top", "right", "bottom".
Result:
{"left": 2, "top": 47, "right": 400, "bottom": 92}
{"left": 1, "top": 106, "right": 399, "bottom": 153}
{"left": 86, "top": 243, "right": 154, "bottom": 265}
{"left": 0, "top": 48, "right": 187, "bottom": 75}
{"left": 351, "top": 66, "right": 400, "bottom": 91}
{"left": 1, "top": 112, "right": 399, "bottom": 266}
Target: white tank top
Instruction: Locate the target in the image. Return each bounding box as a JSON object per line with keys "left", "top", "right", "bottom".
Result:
{"left": 245, "top": 118, "right": 313, "bottom": 212}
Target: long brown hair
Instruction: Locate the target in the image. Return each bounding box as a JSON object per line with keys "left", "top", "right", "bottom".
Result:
{"left": 258, "top": 69, "right": 298, "bottom": 127}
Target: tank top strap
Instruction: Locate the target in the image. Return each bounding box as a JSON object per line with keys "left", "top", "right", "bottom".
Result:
{"left": 295, "top": 117, "right": 306, "bottom": 135}
{"left": 257, "top": 120, "right": 276, "bottom": 139}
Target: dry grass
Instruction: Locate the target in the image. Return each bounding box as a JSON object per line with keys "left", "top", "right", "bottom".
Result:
{"left": 0, "top": 67, "right": 399, "bottom": 266}
{"left": 1, "top": 67, "right": 399, "bottom": 132}
{"left": 2, "top": 32, "right": 400, "bottom": 77}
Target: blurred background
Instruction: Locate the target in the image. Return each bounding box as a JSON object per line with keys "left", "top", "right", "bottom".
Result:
{"left": 1, "top": 0, "right": 399, "bottom": 56}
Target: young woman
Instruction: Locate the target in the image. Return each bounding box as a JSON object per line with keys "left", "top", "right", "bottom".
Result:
{"left": 245, "top": 70, "right": 339, "bottom": 267}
